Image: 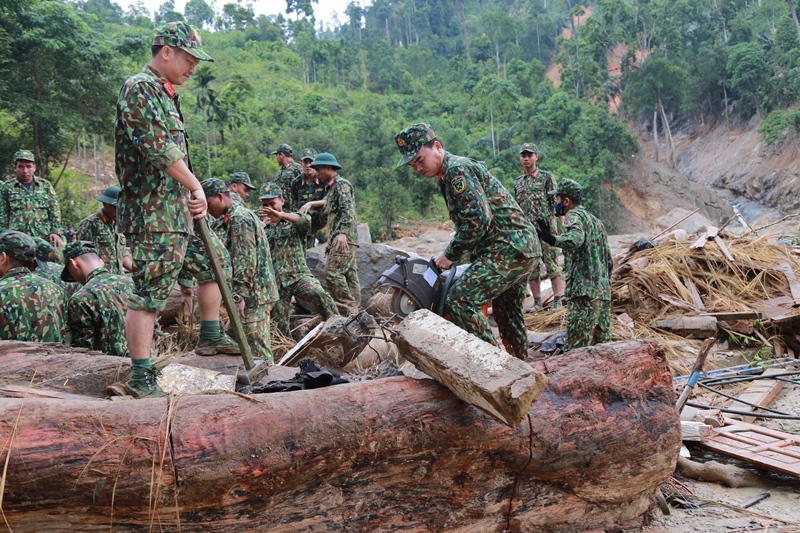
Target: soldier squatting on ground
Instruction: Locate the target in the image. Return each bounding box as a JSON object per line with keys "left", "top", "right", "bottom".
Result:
{"left": 76, "top": 185, "right": 133, "bottom": 274}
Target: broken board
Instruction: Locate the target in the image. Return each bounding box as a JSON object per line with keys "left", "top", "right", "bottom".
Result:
{"left": 737, "top": 367, "right": 786, "bottom": 423}
{"left": 699, "top": 420, "right": 800, "bottom": 478}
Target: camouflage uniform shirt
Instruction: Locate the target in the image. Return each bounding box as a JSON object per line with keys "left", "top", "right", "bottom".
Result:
{"left": 292, "top": 172, "right": 330, "bottom": 230}
{"left": 211, "top": 202, "right": 278, "bottom": 308}
{"left": 514, "top": 169, "right": 557, "bottom": 221}
{"left": 0, "top": 177, "right": 61, "bottom": 239}
{"left": 115, "top": 64, "right": 193, "bottom": 235}
{"left": 68, "top": 267, "right": 132, "bottom": 357}
{"left": 0, "top": 266, "right": 66, "bottom": 342}
{"left": 439, "top": 152, "right": 540, "bottom": 263}
{"left": 275, "top": 160, "right": 304, "bottom": 212}
{"left": 76, "top": 212, "right": 129, "bottom": 274}
{"left": 553, "top": 205, "right": 612, "bottom": 300}
{"left": 264, "top": 213, "right": 314, "bottom": 290}
{"left": 323, "top": 174, "right": 358, "bottom": 244}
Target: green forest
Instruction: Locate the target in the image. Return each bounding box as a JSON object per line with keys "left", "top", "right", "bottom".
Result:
{"left": 3, "top": 0, "right": 800, "bottom": 238}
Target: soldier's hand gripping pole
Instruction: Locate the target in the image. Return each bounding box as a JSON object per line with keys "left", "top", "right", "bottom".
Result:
{"left": 195, "top": 217, "right": 268, "bottom": 385}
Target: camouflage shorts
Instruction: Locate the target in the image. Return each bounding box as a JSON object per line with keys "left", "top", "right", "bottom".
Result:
{"left": 127, "top": 231, "right": 230, "bottom": 312}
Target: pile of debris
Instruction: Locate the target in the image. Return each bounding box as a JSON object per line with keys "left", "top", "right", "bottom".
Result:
{"left": 527, "top": 229, "right": 800, "bottom": 374}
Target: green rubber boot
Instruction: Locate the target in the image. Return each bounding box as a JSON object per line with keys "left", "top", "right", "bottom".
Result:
{"left": 195, "top": 330, "right": 241, "bottom": 356}
{"left": 125, "top": 365, "right": 166, "bottom": 399}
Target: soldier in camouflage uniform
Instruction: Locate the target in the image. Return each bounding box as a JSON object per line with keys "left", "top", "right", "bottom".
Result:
{"left": 514, "top": 143, "right": 565, "bottom": 312}
{"left": 535, "top": 179, "right": 612, "bottom": 351}
{"left": 76, "top": 185, "right": 133, "bottom": 274}
{"left": 271, "top": 143, "right": 303, "bottom": 212}
{"left": 0, "top": 150, "right": 62, "bottom": 246}
{"left": 115, "top": 21, "right": 237, "bottom": 398}
{"left": 395, "top": 123, "right": 540, "bottom": 359}
{"left": 258, "top": 182, "right": 338, "bottom": 337}
{"left": 311, "top": 153, "right": 361, "bottom": 315}
{"left": 204, "top": 178, "right": 279, "bottom": 362}
{"left": 227, "top": 172, "right": 256, "bottom": 206}
{"left": 62, "top": 241, "right": 132, "bottom": 357}
{"left": 0, "top": 230, "right": 66, "bottom": 342}
{"left": 30, "top": 235, "right": 77, "bottom": 296}
{"left": 294, "top": 148, "right": 331, "bottom": 248}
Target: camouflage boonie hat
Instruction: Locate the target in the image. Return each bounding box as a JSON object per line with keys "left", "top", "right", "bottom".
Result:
{"left": 97, "top": 185, "right": 121, "bottom": 206}
{"left": 551, "top": 179, "right": 583, "bottom": 202}
{"left": 519, "top": 142, "right": 539, "bottom": 155}
{"left": 31, "top": 236, "right": 61, "bottom": 263}
{"left": 153, "top": 21, "right": 213, "bottom": 62}
{"left": 0, "top": 231, "right": 36, "bottom": 262}
{"left": 201, "top": 178, "right": 229, "bottom": 197}
{"left": 259, "top": 182, "right": 283, "bottom": 200}
{"left": 61, "top": 240, "right": 99, "bottom": 282}
{"left": 271, "top": 143, "right": 293, "bottom": 156}
{"left": 394, "top": 123, "right": 437, "bottom": 168}
{"left": 14, "top": 149, "right": 35, "bottom": 163}
{"left": 300, "top": 148, "right": 317, "bottom": 161}
{"left": 228, "top": 172, "right": 256, "bottom": 190}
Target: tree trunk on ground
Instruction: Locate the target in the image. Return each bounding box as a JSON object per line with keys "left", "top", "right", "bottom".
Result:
{"left": 0, "top": 340, "right": 680, "bottom": 532}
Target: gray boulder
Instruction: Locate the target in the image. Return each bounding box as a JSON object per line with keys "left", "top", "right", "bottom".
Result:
{"left": 306, "top": 242, "right": 412, "bottom": 307}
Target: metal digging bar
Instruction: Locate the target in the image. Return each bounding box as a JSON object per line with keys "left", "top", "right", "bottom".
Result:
{"left": 196, "top": 217, "right": 268, "bottom": 385}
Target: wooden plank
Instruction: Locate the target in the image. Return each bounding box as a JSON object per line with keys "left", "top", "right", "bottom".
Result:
{"left": 682, "top": 277, "right": 705, "bottom": 309}
{"left": 681, "top": 421, "right": 712, "bottom": 441}
{"left": 0, "top": 385, "right": 96, "bottom": 401}
{"left": 701, "top": 311, "right": 765, "bottom": 320}
{"left": 690, "top": 231, "right": 709, "bottom": 249}
{"left": 773, "top": 262, "right": 800, "bottom": 304}
{"left": 659, "top": 294, "right": 696, "bottom": 311}
{"left": 699, "top": 420, "right": 800, "bottom": 478}
{"left": 714, "top": 235, "right": 735, "bottom": 262}
{"left": 737, "top": 367, "right": 786, "bottom": 423}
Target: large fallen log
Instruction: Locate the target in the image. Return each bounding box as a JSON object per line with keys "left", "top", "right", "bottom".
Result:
{"left": 0, "top": 340, "right": 680, "bottom": 532}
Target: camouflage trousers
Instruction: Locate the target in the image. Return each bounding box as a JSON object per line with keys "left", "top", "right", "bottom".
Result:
{"left": 243, "top": 303, "right": 273, "bottom": 363}
{"left": 127, "top": 230, "right": 230, "bottom": 313}
{"left": 564, "top": 296, "right": 611, "bottom": 351}
{"left": 534, "top": 238, "right": 563, "bottom": 280}
{"left": 446, "top": 250, "right": 537, "bottom": 359}
{"left": 273, "top": 276, "right": 338, "bottom": 337}
{"left": 325, "top": 244, "right": 361, "bottom": 316}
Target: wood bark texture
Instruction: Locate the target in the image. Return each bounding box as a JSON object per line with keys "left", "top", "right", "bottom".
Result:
{"left": 0, "top": 340, "right": 681, "bottom": 532}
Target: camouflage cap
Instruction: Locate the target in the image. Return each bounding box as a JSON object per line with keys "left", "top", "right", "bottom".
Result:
{"left": 300, "top": 148, "right": 318, "bottom": 161}
{"left": 201, "top": 178, "right": 229, "bottom": 197}
{"left": 519, "top": 142, "right": 539, "bottom": 155}
{"left": 97, "top": 185, "right": 121, "bottom": 205}
{"left": 153, "top": 21, "right": 213, "bottom": 62}
{"left": 14, "top": 149, "right": 35, "bottom": 163}
{"left": 31, "top": 236, "right": 61, "bottom": 263}
{"left": 61, "top": 240, "right": 99, "bottom": 282}
{"left": 259, "top": 182, "right": 283, "bottom": 200}
{"left": 551, "top": 178, "right": 583, "bottom": 202}
{"left": 394, "top": 123, "right": 437, "bottom": 168}
{"left": 228, "top": 172, "right": 256, "bottom": 190}
{"left": 0, "top": 231, "right": 36, "bottom": 262}
{"left": 271, "top": 143, "right": 293, "bottom": 156}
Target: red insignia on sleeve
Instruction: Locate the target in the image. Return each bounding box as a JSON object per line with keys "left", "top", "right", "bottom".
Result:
{"left": 163, "top": 80, "right": 176, "bottom": 97}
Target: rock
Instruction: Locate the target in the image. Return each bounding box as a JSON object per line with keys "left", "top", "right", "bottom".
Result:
{"left": 357, "top": 223, "right": 372, "bottom": 244}
{"left": 306, "top": 242, "right": 412, "bottom": 307}
{"left": 158, "top": 363, "right": 235, "bottom": 394}
{"left": 654, "top": 207, "right": 714, "bottom": 236}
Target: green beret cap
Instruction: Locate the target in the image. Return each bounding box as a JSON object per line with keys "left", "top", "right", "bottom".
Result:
{"left": 271, "top": 143, "right": 293, "bottom": 156}
{"left": 393, "top": 123, "right": 437, "bottom": 168}
{"left": 61, "top": 240, "right": 99, "bottom": 282}
{"left": 14, "top": 149, "right": 35, "bottom": 163}
{"left": 259, "top": 182, "right": 283, "bottom": 199}
{"left": 0, "top": 231, "right": 36, "bottom": 262}
{"left": 519, "top": 143, "right": 539, "bottom": 154}
{"left": 201, "top": 178, "right": 229, "bottom": 197}
{"left": 551, "top": 178, "right": 583, "bottom": 202}
{"left": 228, "top": 172, "right": 256, "bottom": 189}
{"left": 153, "top": 21, "right": 213, "bottom": 62}
{"left": 300, "top": 148, "right": 318, "bottom": 161}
